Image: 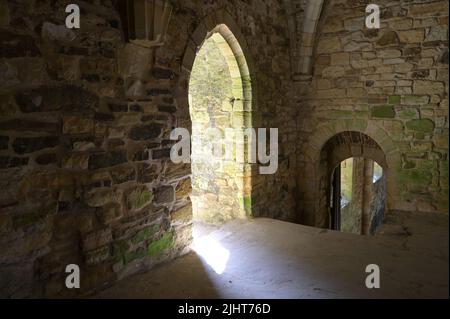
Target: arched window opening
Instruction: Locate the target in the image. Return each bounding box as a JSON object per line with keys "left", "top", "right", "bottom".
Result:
{"left": 188, "top": 26, "right": 252, "bottom": 224}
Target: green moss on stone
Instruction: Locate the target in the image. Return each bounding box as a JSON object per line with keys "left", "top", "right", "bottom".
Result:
{"left": 403, "top": 160, "right": 416, "bottom": 169}
{"left": 124, "top": 248, "right": 145, "bottom": 264}
{"left": 128, "top": 188, "right": 153, "bottom": 211}
{"left": 113, "top": 240, "right": 129, "bottom": 263}
{"left": 148, "top": 232, "right": 174, "bottom": 257}
{"left": 371, "top": 105, "right": 395, "bottom": 118}
{"left": 398, "top": 169, "right": 432, "bottom": 185}
{"left": 417, "top": 160, "right": 436, "bottom": 170}
{"left": 398, "top": 109, "right": 418, "bottom": 119}
{"left": 131, "top": 226, "right": 158, "bottom": 245}
{"left": 414, "top": 132, "right": 426, "bottom": 140}
{"left": 240, "top": 196, "right": 252, "bottom": 215}
{"left": 388, "top": 95, "right": 401, "bottom": 104}
{"left": 402, "top": 95, "right": 429, "bottom": 105}
{"left": 406, "top": 119, "right": 435, "bottom": 133}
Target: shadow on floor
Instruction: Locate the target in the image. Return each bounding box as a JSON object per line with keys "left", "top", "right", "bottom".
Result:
{"left": 95, "top": 252, "right": 220, "bottom": 299}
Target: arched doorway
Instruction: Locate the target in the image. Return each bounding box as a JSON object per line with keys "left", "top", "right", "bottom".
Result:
{"left": 330, "top": 157, "right": 386, "bottom": 235}
{"left": 320, "top": 131, "right": 388, "bottom": 234}
{"left": 188, "top": 25, "right": 252, "bottom": 224}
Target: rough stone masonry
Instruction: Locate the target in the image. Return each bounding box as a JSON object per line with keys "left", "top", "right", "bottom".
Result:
{"left": 0, "top": 0, "right": 448, "bottom": 298}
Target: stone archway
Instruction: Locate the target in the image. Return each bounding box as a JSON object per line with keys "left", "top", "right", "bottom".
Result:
{"left": 300, "top": 120, "right": 401, "bottom": 227}
{"left": 177, "top": 11, "right": 255, "bottom": 224}
{"left": 320, "top": 131, "right": 388, "bottom": 233}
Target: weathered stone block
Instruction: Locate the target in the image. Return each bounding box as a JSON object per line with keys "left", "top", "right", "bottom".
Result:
{"left": 317, "top": 37, "right": 342, "bottom": 54}
{"left": 110, "top": 165, "right": 136, "bottom": 184}
{"left": 398, "top": 30, "right": 425, "bottom": 43}
{"left": 376, "top": 31, "right": 399, "bottom": 46}
{"left": 127, "top": 187, "right": 153, "bottom": 211}
{"left": 56, "top": 55, "right": 81, "bottom": 81}
{"left": 330, "top": 52, "right": 349, "bottom": 66}
{"left": 131, "top": 226, "right": 158, "bottom": 245}
{"left": 406, "top": 119, "right": 435, "bottom": 133}
{"left": 100, "top": 203, "right": 123, "bottom": 224}
{"left": 412, "top": 70, "right": 431, "bottom": 79}
{"left": 89, "top": 151, "right": 127, "bottom": 170}
{"left": 378, "top": 49, "right": 402, "bottom": 59}
{"left": 383, "top": 58, "right": 405, "bottom": 65}
{"left": 152, "top": 148, "right": 171, "bottom": 160}
{"left": 42, "top": 22, "right": 76, "bottom": 42}
{"left": 15, "top": 86, "right": 98, "bottom": 113}
{"left": 434, "top": 134, "right": 449, "bottom": 149}
{"left": 62, "top": 153, "right": 89, "bottom": 169}
{"left": 176, "top": 178, "right": 191, "bottom": 199}
{"left": 171, "top": 204, "right": 192, "bottom": 224}
{"left": 155, "top": 186, "right": 175, "bottom": 205}
{"left": 85, "top": 188, "right": 121, "bottom": 208}
{"left": 118, "top": 43, "right": 153, "bottom": 79}
{"left": 413, "top": 81, "right": 445, "bottom": 95}
{"left": 408, "top": 1, "right": 449, "bottom": 17}
{"left": 425, "top": 26, "right": 448, "bottom": 42}
{"left": 343, "top": 41, "right": 372, "bottom": 52}
{"left": 398, "top": 108, "right": 419, "bottom": 119}
{"left": 0, "top": 119, "right": 60, "bottom": 134}
{"left": 371, "top": 105, "right": 395, "bottom": 118}
{"left": 12, "top": 136, "right": 59, "bottom": 155}
{"left": 85, "top": 246, "right": 110, "bottom": 265}
{"left": 347, "top": 88, "right": 366, "bottom": 98}
{"left": 388, "top": 95, "right": 401, "bottom": 104}
{"left": 83, "top": 228, "right": 112, "bottom": 252}
{"left": 152, "top": 68, "right": 175, "bottom": 80}
{"left": 63, "top": 116, "right": 94, "bottom": 134}
{"left": 129, "top": 124, "right": 163, "bottom": 140}
{"left": 404, "top": 47, "right": 421, "bottom": 56}
{"left": 0, "top": 30, "right": 40, "bottom": 58}
{"left": 344, "top": 16, "right": 365, "bottom": 32}
{"left": 398, "top": 169, "right": 433, "bottom": 186}
{"left": 322, "top": 66, "right": 345, "bottom": 78}
{"left": 316, "top": 79, "right": 331, "bottom": 90}
{"left": 137, "top": 163, "right": 159, "bottom": 183}
{"left": 147, "top": 232, "right": 174, "bottom": 257}
{"left": 402, "top": 95, "right": 430, "bottom": 105}
{"left": 133, "top": 149, "right": 149, "bottom": 162}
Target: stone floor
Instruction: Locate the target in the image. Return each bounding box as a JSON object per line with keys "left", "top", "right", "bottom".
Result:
{"left": 94, "top": 211, "right": 449, "bottom": 299}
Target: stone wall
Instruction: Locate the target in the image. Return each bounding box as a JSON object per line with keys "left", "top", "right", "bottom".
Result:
{"left": 0, "top": 0, "right": 295, "bottom": 297}
{"left": 369, "top": 174, "right": 387, "bottom": 235}
{"left": 298, "top": 0, "right": 449, "bottom": 226}
{"left": 341, "top": 157, "right": 387, "bottom": 235}
{"left": 341, "top": 158, "right": 364, "bottom": 234}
